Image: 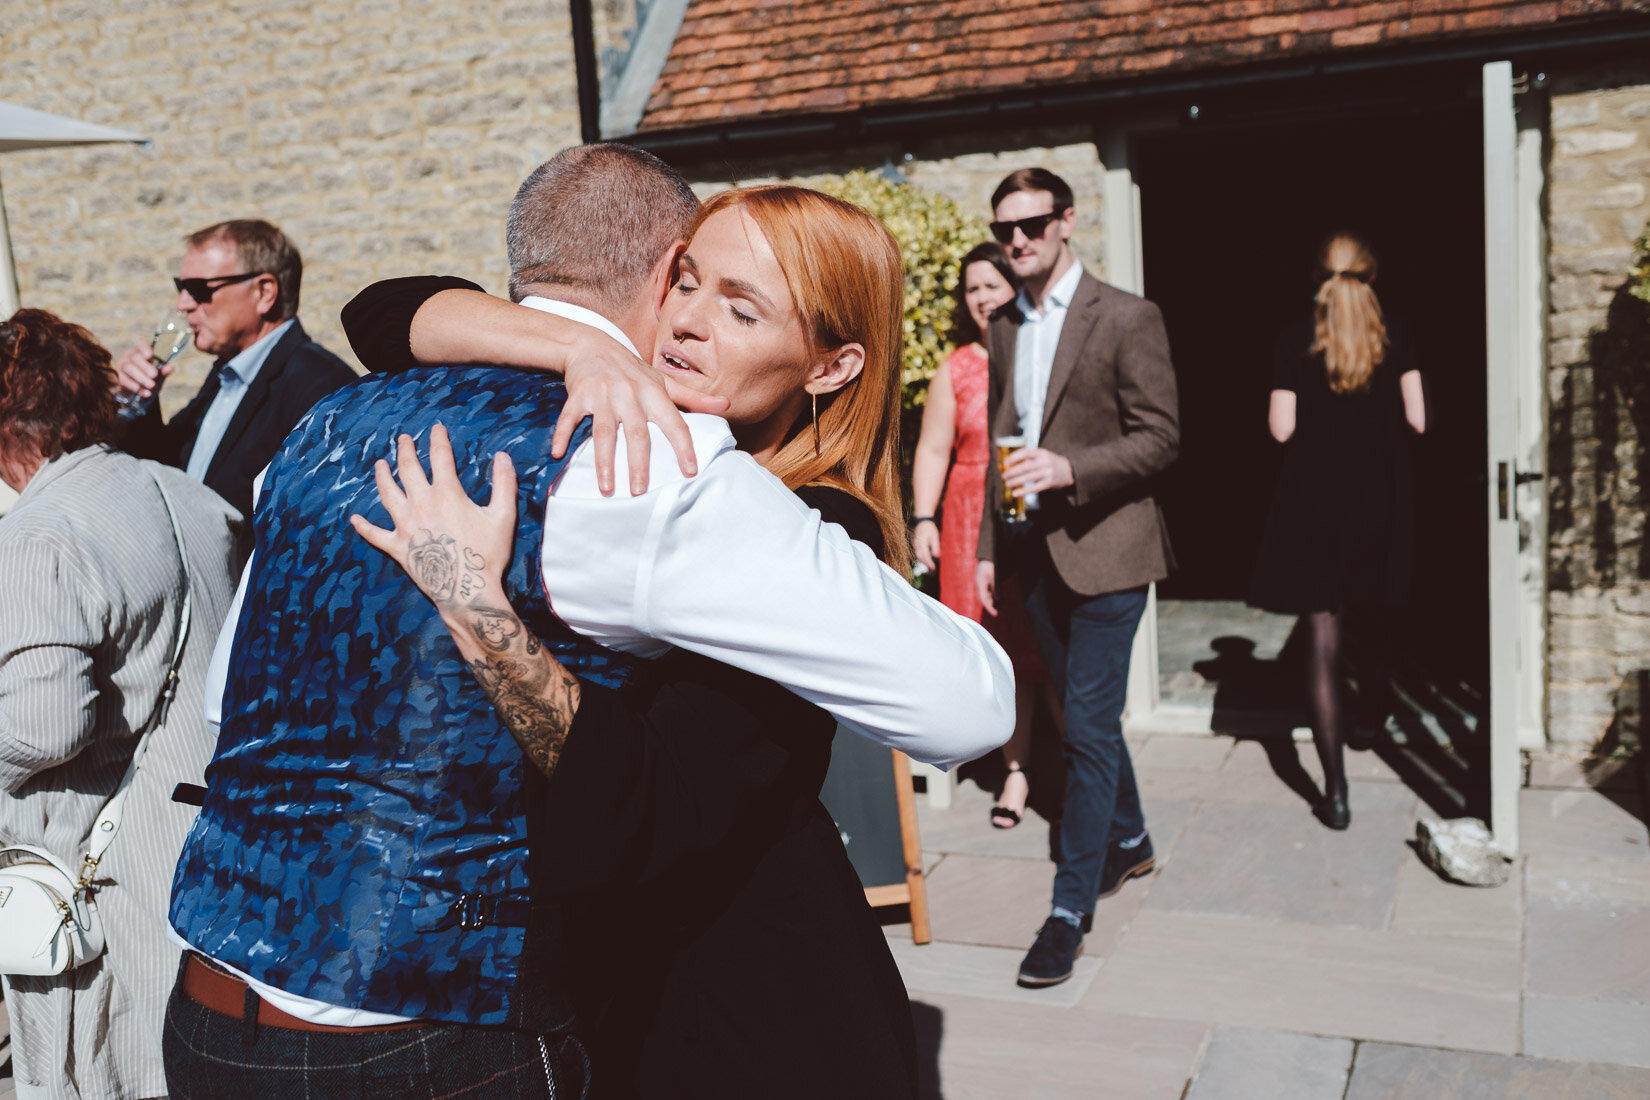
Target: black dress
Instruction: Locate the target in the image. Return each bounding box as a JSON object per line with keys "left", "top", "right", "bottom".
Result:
{"left": 1249, "top": 317, "right": 1419, "bottom": 615}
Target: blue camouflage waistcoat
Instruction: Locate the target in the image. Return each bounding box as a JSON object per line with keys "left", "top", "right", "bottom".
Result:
{"left": 170, "top": 366, "right": 638, "bottom": 1025}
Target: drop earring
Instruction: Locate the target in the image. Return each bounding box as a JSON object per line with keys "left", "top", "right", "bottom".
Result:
{"left": 812, "top": 391, "right": 820, "bottom": 457}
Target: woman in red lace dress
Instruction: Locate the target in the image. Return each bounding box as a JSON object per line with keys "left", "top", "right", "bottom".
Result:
{"left": 912, "top": 241, "right": 1048, "bottom": 827}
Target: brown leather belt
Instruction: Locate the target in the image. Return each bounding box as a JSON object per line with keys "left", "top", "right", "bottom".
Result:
{"left": 181, "top": 953, "right": 426, "bottom": 1034}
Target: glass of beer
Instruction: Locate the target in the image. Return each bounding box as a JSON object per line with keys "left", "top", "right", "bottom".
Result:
{"left": 994, "top": 434, "right": 1028, "bottom": 525}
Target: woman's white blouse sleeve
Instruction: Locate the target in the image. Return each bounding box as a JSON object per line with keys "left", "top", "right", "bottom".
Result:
{"left": 541, "top": 416, "right": 1014, "bottom": 769}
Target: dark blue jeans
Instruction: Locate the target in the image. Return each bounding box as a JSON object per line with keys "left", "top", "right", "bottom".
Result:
{"left": 1021, "top": 553, "right": 1148, "bottom": 917}
{"left": 162, "top": 964, "right": 585, "bottom": 1099}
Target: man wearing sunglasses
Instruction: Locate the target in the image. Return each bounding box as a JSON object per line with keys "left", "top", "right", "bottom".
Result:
{"left": 117, "top": 219, "right": 354, "bottom": 538}
{"left": 974, "top": 167, "right": 1180, "bottom": 990}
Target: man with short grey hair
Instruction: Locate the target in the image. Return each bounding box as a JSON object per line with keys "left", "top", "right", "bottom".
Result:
{"left": 506, "top": 142, "right": 699, "bottom": 303}
{"left": 116, "top": 219, "right": 355, "bottom": 528}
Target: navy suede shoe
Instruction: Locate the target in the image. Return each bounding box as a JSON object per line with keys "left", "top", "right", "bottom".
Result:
{"left": 1017, "top": 916, "right": 1084, "bottom": 988}
{"left": 1097, "top": 832, "right": 1155, "bottom": 901}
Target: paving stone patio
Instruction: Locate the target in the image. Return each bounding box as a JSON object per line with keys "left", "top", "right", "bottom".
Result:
{"left": 890, "top": 733, "right": 1650, "bottom": 1098}
{"left": 2, "top": 733, "right": 1644, "bottom": 1098}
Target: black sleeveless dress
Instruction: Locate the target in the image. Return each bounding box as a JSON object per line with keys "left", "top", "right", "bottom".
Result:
{"left": 1248, "top": 316, "right": 1420, "bottom": 615}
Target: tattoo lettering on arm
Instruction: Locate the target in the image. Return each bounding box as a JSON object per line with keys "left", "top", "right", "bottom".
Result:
{"left": 458, "top": 547, "right": 487, "bottom": 601}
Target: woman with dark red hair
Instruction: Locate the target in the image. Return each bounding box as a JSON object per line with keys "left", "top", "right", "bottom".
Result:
{"left": 0, "top": 309, "right": 239, "bottom": 1100}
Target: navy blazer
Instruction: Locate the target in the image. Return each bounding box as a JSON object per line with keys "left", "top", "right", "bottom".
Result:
{"left": 121, "top": 318, "right": 357, "bottom": 526}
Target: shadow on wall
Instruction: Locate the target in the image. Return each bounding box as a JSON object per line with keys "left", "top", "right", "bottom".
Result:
{"left": 1547, "top": 281, "right": 1649, "bottom": 812}
{"left": 1551, "top": 282, "right": 1650, "bottom": 590}
{"left": 1595, "top": 668, "right": 1649, "bottom": 824}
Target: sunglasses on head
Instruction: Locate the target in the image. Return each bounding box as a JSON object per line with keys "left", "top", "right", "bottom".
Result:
{"left": 988, "top": 209, "right": 1066, "bottom": 245}
{"left": 173, "top": 271, "right": 266, "bottom": 303}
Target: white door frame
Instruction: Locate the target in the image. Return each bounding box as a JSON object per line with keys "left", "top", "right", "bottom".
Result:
{"left": 1101, "top": 131, "right": 1165, "bottom": 727}
{"left": 1514, "top": 97, "right": 1551, "bottom": 754}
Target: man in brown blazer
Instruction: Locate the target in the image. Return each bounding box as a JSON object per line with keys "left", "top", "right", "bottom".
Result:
{"left": 974, "top": 167, "right": 1179, "bottom": 988}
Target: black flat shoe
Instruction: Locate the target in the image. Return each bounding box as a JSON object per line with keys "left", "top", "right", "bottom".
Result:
{"left": 1317, "top": 795, "right": 1351, "bottom": 831}
{"left": 1017, "top": 916, "right": 1084, "bottom": 988}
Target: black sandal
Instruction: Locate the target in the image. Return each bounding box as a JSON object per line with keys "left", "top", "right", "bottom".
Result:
{"left": 990, "top": 767, "right": 1028, "bottom": 829}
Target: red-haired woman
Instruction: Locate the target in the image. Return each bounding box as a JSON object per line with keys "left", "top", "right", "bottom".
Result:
{"left": 1249, "top": 234, "right": 1426, "bottom": 831}
{"left": 344, "top": 187, "right": 970, "bottom": 1098}
{"left": 0, "top": 310, "right": 239, "bottom": 1099}
{"left": 910, "top": 241, "right": 1050, "bottom": 827}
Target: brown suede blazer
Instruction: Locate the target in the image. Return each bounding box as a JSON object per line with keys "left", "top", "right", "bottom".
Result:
{"left": 978, "top": 269, "right": 1180, "bottom": 597}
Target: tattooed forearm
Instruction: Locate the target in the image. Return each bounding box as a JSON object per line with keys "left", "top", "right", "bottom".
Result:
{"left": 374, "top": 453, "right": 581, "bottom": 776}
{"left": 468, "top": 650, "right": 581, "bottom": 778}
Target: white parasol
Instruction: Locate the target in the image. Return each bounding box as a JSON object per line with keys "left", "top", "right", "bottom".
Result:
{"left": 0, "top": 103, "right": 146, "bottom": 511}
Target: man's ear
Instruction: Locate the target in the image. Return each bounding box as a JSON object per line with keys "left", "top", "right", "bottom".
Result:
{"left": 649, "top": 241, "right": 687, "bottom": 316}
{"left": 1057, "top": 205, "right": 1077, "bottom": 242}
{"left": 255, "top": 274, "right": 281, "bottom": 320}
{"left": 806, "top": 343, "right": 865, "bottom": 396}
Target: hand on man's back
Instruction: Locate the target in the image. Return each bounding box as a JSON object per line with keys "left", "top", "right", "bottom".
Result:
{"left": 552, "top": 337, "right": 730, "bottom": 497}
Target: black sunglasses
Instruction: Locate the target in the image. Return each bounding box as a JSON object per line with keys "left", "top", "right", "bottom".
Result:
{"left": 988, "top": 210, "right": 1066, "bottom": 245}
{"left": 173, "top": 271, "right": 266, "bottom": 303}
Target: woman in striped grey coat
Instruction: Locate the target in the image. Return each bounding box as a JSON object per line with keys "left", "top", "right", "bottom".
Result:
{"left": 0, "top": 310, "right": 240, "bottom": 1099}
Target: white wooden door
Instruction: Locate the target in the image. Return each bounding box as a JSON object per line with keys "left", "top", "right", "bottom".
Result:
{"left": 1482, "top": 60, "right": 1525, "bottom": 856}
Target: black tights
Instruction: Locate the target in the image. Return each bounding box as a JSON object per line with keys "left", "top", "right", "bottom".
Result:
{"left": 1305, "top": 610, "right": 1347, "bottom": 802}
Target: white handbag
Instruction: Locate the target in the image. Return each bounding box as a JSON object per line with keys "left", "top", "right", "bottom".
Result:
{"left": 0, "top": 471, "right": 193, "bottom": 977}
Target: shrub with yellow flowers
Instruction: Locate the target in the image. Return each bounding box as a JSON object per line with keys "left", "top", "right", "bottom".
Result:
{"left": 810, "top": 170, "right": 990, "bottom": 409}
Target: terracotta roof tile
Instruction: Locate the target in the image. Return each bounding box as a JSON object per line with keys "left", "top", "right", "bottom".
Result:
{"left": 637, "top": 0, "right": 1650, "bottom": 131}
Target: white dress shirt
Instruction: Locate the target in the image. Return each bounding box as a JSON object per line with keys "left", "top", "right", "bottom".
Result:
{"left": 1012, "top": 259, "right": 1084, "bottom": 450}
{"left": 191, "top": 297, "right": 1014, "bottom": 1025}
{"left": 184, "top": 319, "right": 293, "bottom": 481}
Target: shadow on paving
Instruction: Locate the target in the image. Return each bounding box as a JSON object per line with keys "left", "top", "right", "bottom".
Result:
{"left": 912, "top": 1001, "right": 943, "bottom": 1100}
{"left": 1189, "top": 614, "right": 1492, "bottom": 821}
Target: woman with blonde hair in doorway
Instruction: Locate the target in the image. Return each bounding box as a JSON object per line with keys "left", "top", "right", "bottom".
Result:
{"left": 911, "top": 240, "right": 1052, "bottom": 828}
{"left": 1249, "top": 232, "right": 1426, "bottom": 831}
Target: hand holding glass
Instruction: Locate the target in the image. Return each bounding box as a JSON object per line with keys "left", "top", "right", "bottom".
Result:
{"left": 115, "top": 309, "right": 193, "bottom": 420}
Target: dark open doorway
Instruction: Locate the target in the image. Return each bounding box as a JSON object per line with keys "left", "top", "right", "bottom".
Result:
{"left": 1136, "top": 84, "right": 1490, "bottom": 818}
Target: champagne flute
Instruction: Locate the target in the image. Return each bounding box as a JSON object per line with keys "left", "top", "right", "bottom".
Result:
{"left": 116, "top": 308, "right": 194, "bottom": 420}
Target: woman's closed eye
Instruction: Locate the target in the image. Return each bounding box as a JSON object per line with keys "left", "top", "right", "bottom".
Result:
{"left": 728, "top": 303, "right": 757, "bottom": 326}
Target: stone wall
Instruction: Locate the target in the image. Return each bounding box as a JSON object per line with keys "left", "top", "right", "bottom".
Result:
{"left": 0, "top": 0, "right": 593, "bottom": 417}
{"left": 685, "top": 125, "right": 1110, "bottom": 279}
{"left": 1545, "top": 68, "right": 1650, "bottom": 752}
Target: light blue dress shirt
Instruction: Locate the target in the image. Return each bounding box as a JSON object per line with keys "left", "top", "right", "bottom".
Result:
{"left": 185, "top": 319, "right": 294, "bottom": 482}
